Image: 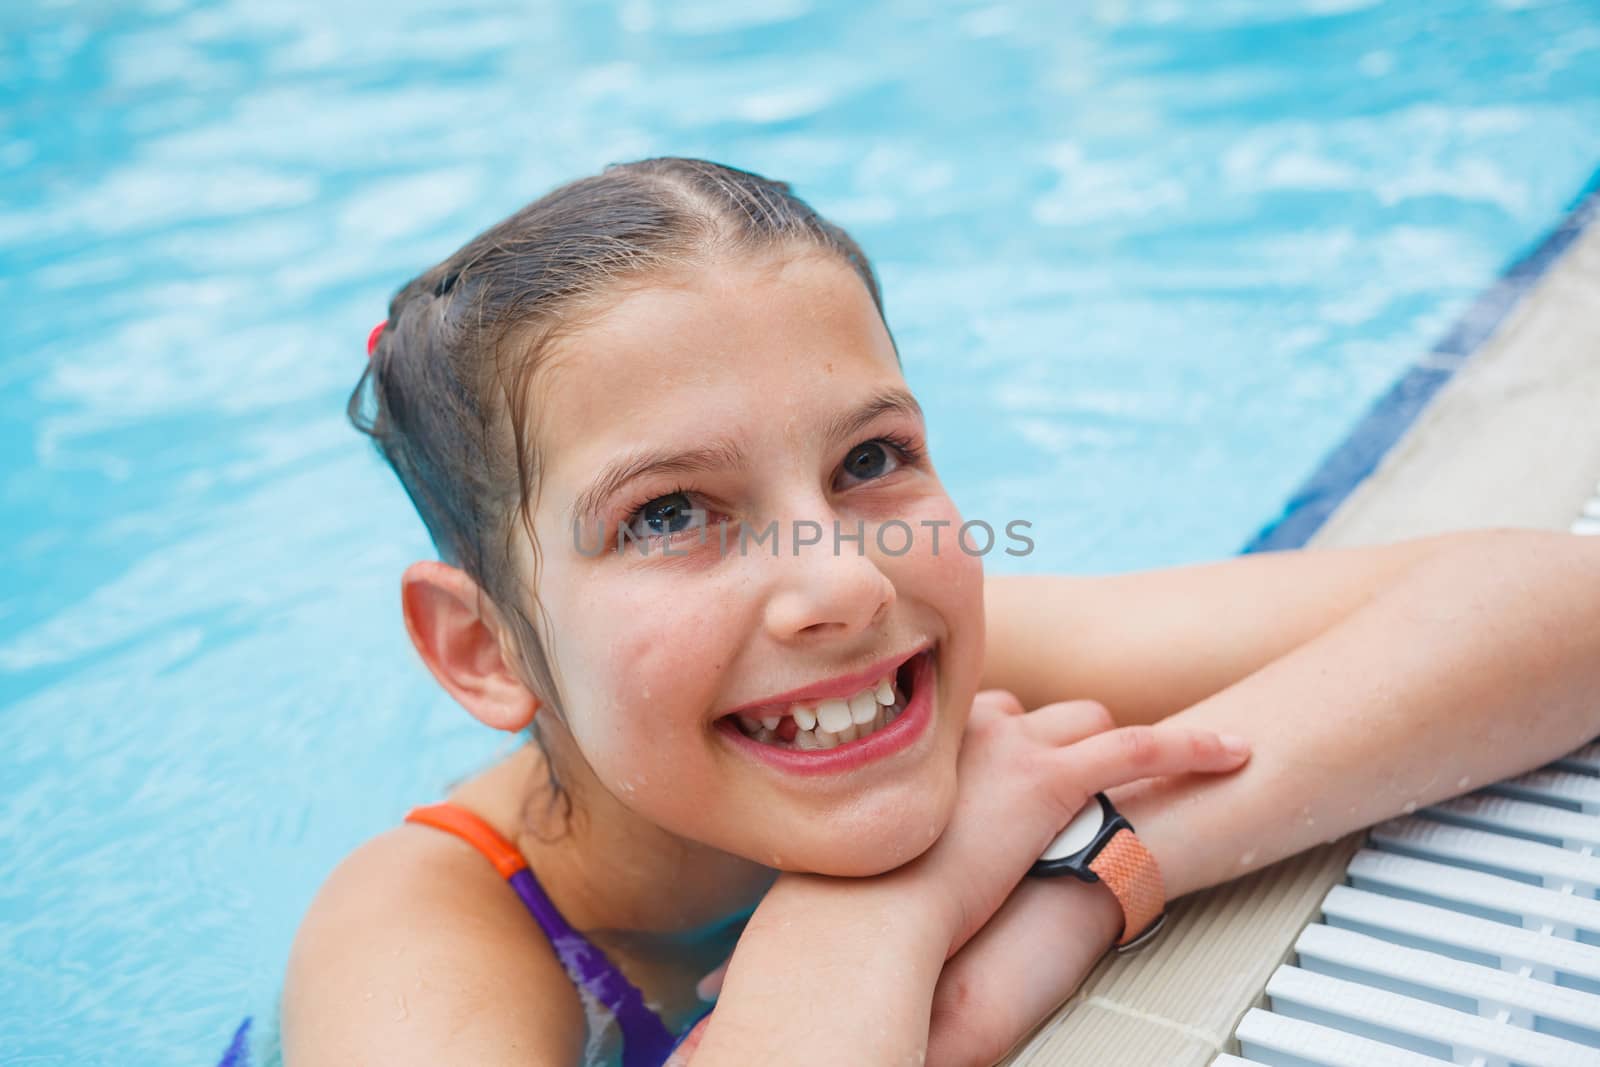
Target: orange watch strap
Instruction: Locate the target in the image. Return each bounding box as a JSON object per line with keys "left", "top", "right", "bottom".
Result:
{"left": 1086, "top": 827, "right": 1165, "bottom": 947}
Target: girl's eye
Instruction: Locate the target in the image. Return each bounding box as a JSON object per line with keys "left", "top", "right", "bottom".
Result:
{"left": 843, "top": 441, "right": 892, "bottom": 481}
{"left": 626, "top": 491, "right": 704, "bottom": 539}
{"left": 837, "top": 438, "right": 914, "bottom": 488}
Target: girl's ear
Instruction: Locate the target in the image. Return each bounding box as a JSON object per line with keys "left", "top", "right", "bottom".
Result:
{"left": 400, "top": 561, "right": 540, "bottom": 732}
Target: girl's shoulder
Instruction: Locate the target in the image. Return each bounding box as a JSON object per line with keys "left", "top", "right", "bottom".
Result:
{"left": 280, "top": 819, "right": 587, "bottom": 1066}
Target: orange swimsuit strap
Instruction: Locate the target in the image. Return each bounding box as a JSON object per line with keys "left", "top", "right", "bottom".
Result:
{"left": 404, "top": 802, "right": 529, "bottom": 879}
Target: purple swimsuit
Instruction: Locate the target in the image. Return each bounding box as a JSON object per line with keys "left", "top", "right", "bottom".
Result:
{"left": 404, "top": 803, "right": 687, "bottom": 1067}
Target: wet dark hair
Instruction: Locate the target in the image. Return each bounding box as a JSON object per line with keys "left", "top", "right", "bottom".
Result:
{"left": 348, "top": 158, "right": 887, "bottom": 758}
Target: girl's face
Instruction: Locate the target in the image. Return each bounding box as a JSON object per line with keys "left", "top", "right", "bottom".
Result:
{"left": 523, "top": 251, "right": 985, "bottom": 876}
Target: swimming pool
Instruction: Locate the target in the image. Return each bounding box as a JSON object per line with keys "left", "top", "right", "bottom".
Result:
{"left": 3, "top": 1, "right": 1599, "bottom": 1063}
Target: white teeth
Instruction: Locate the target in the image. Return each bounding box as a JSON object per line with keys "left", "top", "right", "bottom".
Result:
{"left": 740, "top": 693, "right": 902, "bottom": 750}
{"left": 736, "top": 661, "right": 920, "bottom": 752}
{"left": 816, "top": 699, "right": 852, "bottom": 734}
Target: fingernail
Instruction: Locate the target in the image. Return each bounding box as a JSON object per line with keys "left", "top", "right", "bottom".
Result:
{"left": 696, "top": 972, "right": 724, "bottom": 1002}
{"left": 1221, "top": 734, "right": 1251, "bottom": 757}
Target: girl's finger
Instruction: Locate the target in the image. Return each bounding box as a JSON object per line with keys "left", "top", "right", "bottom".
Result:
{"left": 972, "top": 689, "right": 1028, "bottom": 717}
{"left": 1019, "top": 699, "right": 1116, "bottom": 747}
{"left": 1048, "top": 725, "right": 1250, "bottom": 801}
{"left": 696, "top": 959, "right": 729, "bottom": 1002}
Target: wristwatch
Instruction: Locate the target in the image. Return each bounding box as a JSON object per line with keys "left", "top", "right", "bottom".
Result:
{"left": 1028, "top": 793, "right": 1167, "bottom": 952}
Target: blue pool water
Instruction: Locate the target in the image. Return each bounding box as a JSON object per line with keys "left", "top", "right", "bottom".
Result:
{"left": 4, "top": 2, "right": 1600, "bottom": 1062}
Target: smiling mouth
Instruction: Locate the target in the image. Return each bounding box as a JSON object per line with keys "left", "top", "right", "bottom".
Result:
{"left": 723, "top": 650, "right": 929, "bottom": 751}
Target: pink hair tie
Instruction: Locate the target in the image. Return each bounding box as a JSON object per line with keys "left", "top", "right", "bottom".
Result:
{"left": 366, "top": 320, "right": 387, "bottom": 358}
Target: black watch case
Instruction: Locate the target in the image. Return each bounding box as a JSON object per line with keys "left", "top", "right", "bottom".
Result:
{"left": 1027, "top": 792, "right": 1128, "bottom": 881}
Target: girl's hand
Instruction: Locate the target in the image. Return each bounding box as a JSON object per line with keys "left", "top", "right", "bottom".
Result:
{"left": 901, "top": 689, "right": 1250, "bottom": 957}
{"left": 909, "top": 691, "right": 1250, "bottom": 1066}
{"left": 695, "top": 692, "right": 1249, "bottom": 999}
{"left": 685, "top": 691, "right": 1248, "bottom": 1065}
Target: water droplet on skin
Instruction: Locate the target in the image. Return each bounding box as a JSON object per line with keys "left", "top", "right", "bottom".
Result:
{"left": 1457, "top": 776, "right": 1472, "bottom": 790}
{"left": 1401, "top": 801, "right": 1417, "bottom": 815}
{"left": 1239, "top": 849, "right": 1257, "bottom": 867}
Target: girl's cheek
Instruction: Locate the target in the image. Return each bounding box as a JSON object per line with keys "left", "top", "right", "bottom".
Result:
{"left": 586, "top": 588, "right": 740, "bottom": 745}
{"left": 894, "top": 496, "right": 985, "bottom": 586}
{"left": 889, "top": 494, "right": 986, "bottom": 690}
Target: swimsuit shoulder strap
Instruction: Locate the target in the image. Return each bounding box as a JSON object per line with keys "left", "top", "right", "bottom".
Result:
{"left": 405, "top": 801, "right": 528, "bottom": 877}
{"left": 403, "top": 803, "right": 677, "bottom": 1067}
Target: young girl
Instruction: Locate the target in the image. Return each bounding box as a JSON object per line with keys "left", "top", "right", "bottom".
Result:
{"left": 282, "top": 158, "right": 1600, "bottom": 1067}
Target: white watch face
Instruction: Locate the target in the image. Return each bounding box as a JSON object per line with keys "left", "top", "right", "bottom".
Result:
{"left": 1039, "top": 800, "right": 1107, "bottom": 862}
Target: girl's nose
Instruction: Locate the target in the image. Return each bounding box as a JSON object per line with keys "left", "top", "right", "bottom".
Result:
{"left": 761, "top": 523, "right": 896, "bottom": 642}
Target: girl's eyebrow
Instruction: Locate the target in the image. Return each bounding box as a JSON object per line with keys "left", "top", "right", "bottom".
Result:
{"left": 822, "top": 387, "right": 924, "bottom": 447}
{"left": 568, "top": 387, "right": 924, "bottom": 524}
{"left": 569, "top": 439, "right": 745, "bottom": 525}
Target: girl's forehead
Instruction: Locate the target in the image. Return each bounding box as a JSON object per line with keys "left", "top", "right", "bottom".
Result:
{"left": 533, "top": 253, "right": 904, "bottom": 453}
{"left": 528, "top": 251, "right": 915, "bottom": 518}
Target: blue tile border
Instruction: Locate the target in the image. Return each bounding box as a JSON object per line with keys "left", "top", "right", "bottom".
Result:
{"left": 1242, "top": 164, "right": 1600, "bottom": 554}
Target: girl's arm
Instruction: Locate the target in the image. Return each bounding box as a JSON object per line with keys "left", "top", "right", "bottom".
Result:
{"left": 929, "top": 529, "right": 1600, "bottom": 1065}
{"left": 980, "top": 529, "right": 1495, "bottom": 726}
{"left": 1121, "top": 528, "right": 1600, "bottom": 894}
{"left": 282, "top": 829, "right": 591, "bottom": 1066}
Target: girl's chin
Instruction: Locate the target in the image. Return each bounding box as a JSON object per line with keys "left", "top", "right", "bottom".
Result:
{"left": 750, "top": 791, "right": 956, "bottom": 877}
{"left": 793, "top": 840, "right": 934, "bottom": 878}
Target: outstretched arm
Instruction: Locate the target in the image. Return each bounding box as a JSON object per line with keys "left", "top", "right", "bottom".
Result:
{"left": 931, "top": 529, "right": 1600, "bottom": 1066}
{"left": 980, "top": 529, "right": 1490, "bottom": 727}
{"left": 1118, "top": 529, "right": 1600, "bottom": 895}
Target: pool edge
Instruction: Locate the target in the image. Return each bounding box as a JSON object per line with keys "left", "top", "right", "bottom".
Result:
{"left": 1006, "top": 171, "right": 1600, "bottom": 1067}
{"left": 1242, "top": 164, "right": 1600, "bottom": 553}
